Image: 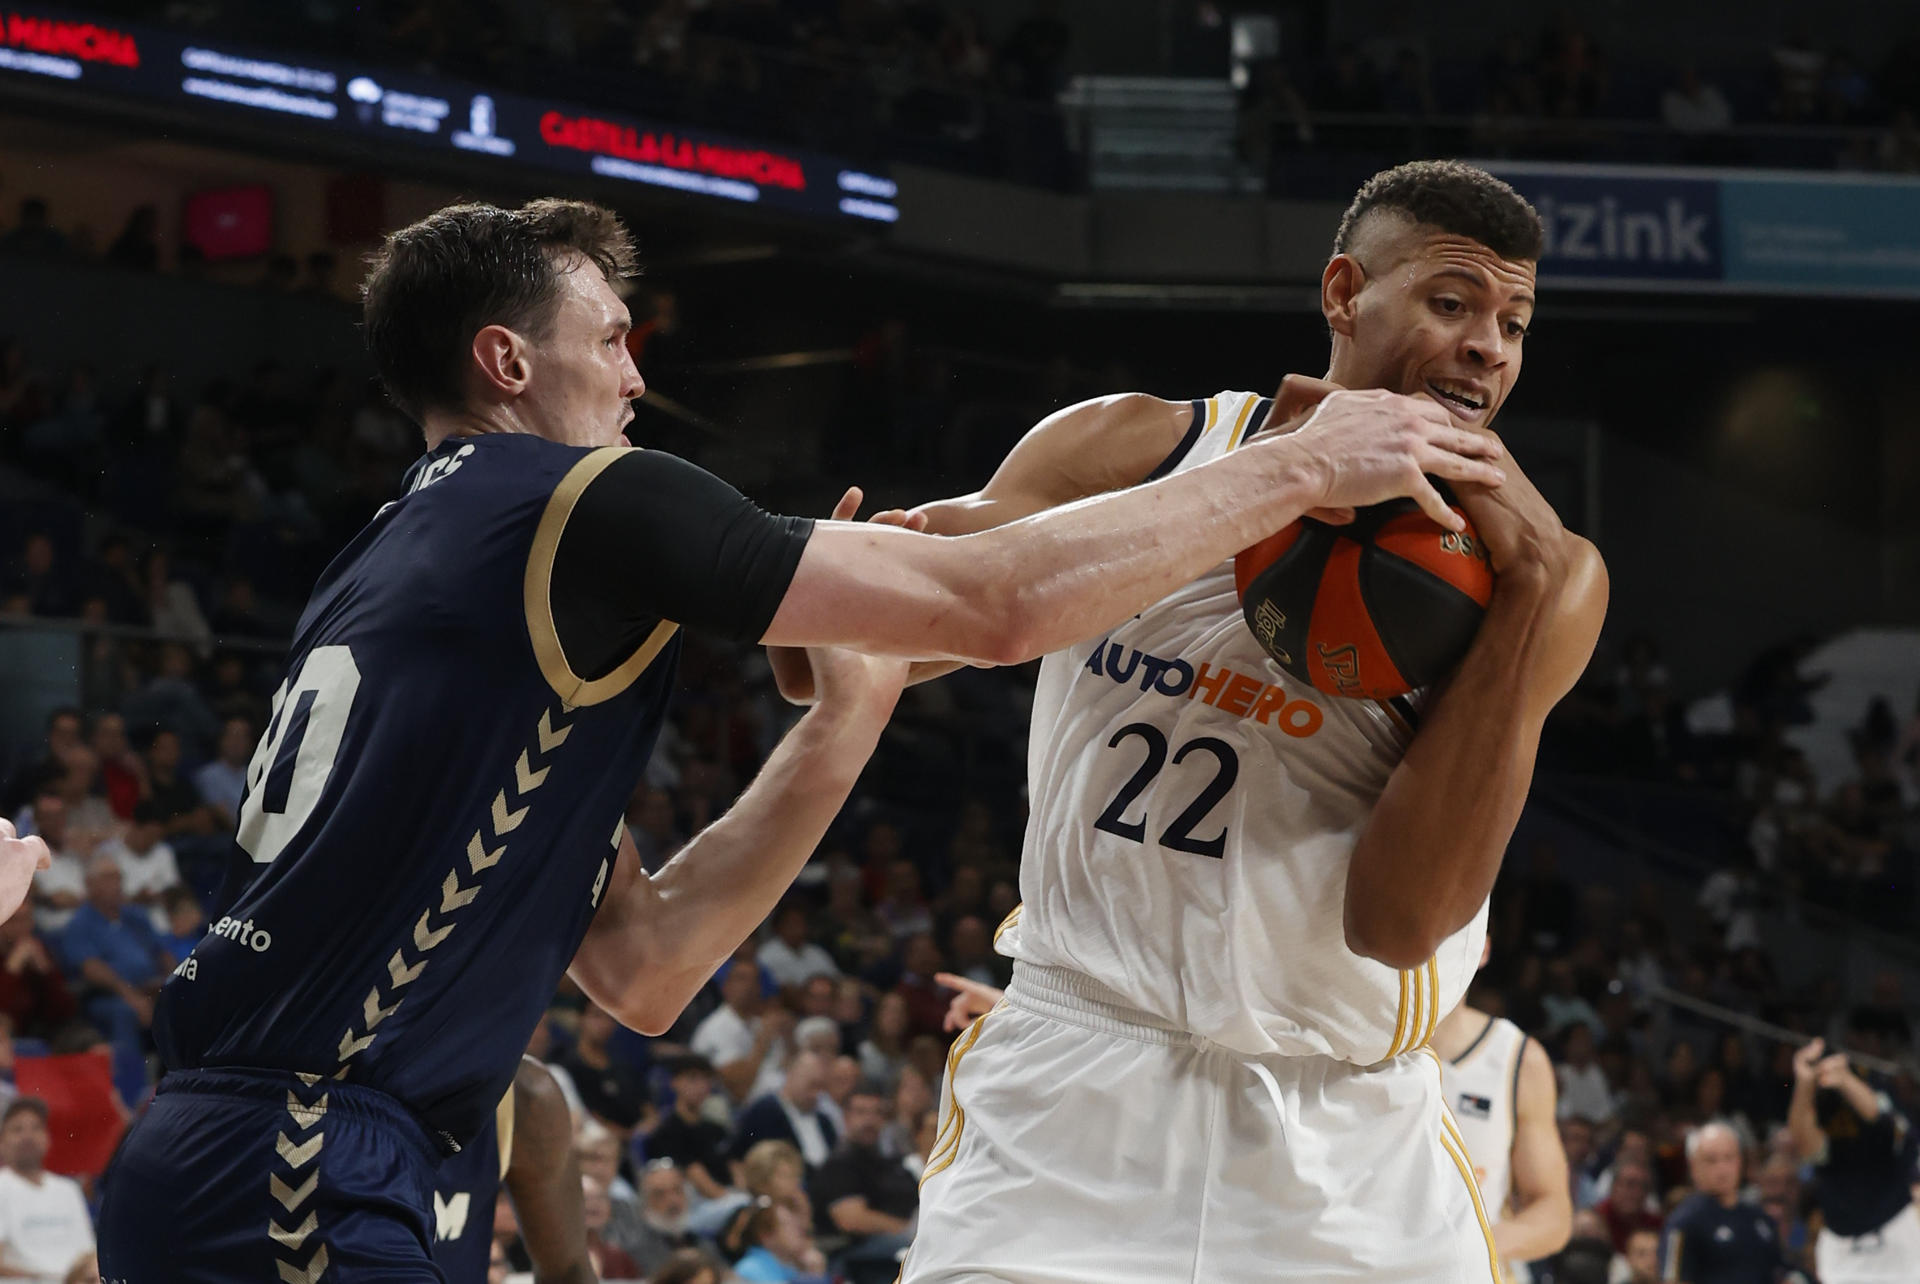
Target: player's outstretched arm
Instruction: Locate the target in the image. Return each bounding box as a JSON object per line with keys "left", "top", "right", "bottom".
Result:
{"left": 0, "top": 818, "right": 51, "bottom": 921}
{"left": 1786, "top": 1040, "right": 1829, "bottom": 1163}
{"left": 569, "top": 647, "right": 908, "bottom": 1035}
{"left": 1494, "top": 1037, "right": 1573, "bottom": 1263}
{"left": 503, "top": 1057, "right": 594, "bottom": 1284}
{"left": 1344, "top": 446, "right": 1606, "bottom": 968}
{"left": 761, "top": 387, "right": 1504, "bottom": 667}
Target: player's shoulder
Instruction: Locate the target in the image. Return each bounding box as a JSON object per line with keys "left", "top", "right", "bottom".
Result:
{"left": 1667, "top": 1191, "right": 1714, "bottom": 1227}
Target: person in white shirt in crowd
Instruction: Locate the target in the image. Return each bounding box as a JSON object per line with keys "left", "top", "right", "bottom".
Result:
{"left": 690, "top": 959, "right": 791, "bottom": 1106}
{"left": 20, "top": 794, "right": 84, "bottom": 936}
{"left": 0, "top": 1098, "right": 94, "bottom": 1283}
{"left": 188, "top": 715, "right": 253, "bottom": 829}
{"left": 732, "top": 1052, "right": 837, "bottom": 1173}
{"left": 0, "top": 821, "right": 50, "bottom": 924}
{"left": 759, "top": 904, "right": 840, "bottom": 992}
{"left": 93, "top": 802, "right": 180, "bottom": 920}
{"left": 1660, "top": 64, "right": 1733, "bottom": 135}
{"left": 1557, "top": 1023, "right": 1617, "bottom": 1126}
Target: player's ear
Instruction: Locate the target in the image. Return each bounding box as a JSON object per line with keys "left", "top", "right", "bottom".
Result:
{"left": 472, "top": 324, "right": 531, "bottom": 397}
{"left": 1322, "top": 255, "right": 1363, "bottom": 338}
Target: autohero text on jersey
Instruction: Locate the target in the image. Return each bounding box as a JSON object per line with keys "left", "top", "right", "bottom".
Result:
{"left": 1083, "top": 639, "right": 1325, "bottom": 738}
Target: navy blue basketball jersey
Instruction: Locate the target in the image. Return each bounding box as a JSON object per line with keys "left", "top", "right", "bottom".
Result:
{"left": 155, "top": 434, "right": 810, "bottom": 1148}
{"left": 1660, "top": 1193, "right": 1783, "bottom": 1283}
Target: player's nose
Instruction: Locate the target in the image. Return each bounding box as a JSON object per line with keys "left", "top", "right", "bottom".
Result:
{"left": 1459, "top": 318, "right": 1506, "bottom": 369}
{"left": 620, "top": 360, "right": 646, "bottom": 401}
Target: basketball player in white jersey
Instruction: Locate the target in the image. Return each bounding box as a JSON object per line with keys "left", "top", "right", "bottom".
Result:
{"left": 1435, "top": 939, "right": 1573, "bottom": 1283}
{"left": 878, "top": 161, "right": 1610, "bottom": 1281}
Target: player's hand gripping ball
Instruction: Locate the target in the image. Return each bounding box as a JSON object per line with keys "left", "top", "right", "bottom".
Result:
{"left": 1234, "top": 484, "right": 1493, "bottom": 701}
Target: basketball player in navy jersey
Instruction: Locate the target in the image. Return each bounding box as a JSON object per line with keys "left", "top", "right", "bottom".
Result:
{"left": 432, "top": 1057, "right": 588, "bottom": 1284}
{"left": 0, "top": 818, "right": 49, "bottom": 919}
{"left": 1788, "top": 1037, "right": 1920, "bottom": 1283}
{"left": 95, "top": 198, "right": 1502, "bottom": 1280}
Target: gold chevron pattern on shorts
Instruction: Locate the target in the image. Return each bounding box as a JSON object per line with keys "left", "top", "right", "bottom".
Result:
{"left": 921, "top": 1006, "right": 997, "bottom": 1186}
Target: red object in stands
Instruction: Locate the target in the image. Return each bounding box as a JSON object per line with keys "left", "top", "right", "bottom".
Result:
{"left": 14, "top": 1051, "right": 126, "bottom": 1179}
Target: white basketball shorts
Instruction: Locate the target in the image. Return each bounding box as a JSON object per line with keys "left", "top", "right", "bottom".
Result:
{"left": 1815, "top": 1202, "right": 1920, "bottom": 1284}
{"left": 899, "top": 962, "right": 1501, "bottom": 1284}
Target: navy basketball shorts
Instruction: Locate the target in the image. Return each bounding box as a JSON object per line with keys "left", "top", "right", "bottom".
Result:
{"left": 98, "top": 1068, "right": 448, "bottom": 1283}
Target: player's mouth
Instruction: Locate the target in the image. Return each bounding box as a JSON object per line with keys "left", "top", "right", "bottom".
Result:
{"left": 1422, "top": 377, "right": 1490, "bottom": 423}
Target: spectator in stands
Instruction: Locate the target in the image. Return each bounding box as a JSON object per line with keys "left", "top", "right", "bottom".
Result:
{"left": 875, "top": 860, "right": 932, "bottom": 945}
{"left": 3, "top": 709, "right": 82, "bottom": 815}
{"left": 1622, "top": 1225, "right": 1661, "bottom": 1284}
{"left": 856, "top": 992, "right": 912, "bottom": 1094}
{"left": 24, "top": 794, "right": 85, "bottom": 935}
{"left": 1560, "top": 1115, "right": 1601, "bottom": 1209}
{"left": 574, "top": 1121, "right": 647, "bottom": 1264}
{"left": 207, "top": 577, "right": 266, "bottom": 638}
{"left": 942, "top": 915, "right": 1006, "bottom": 989}
{"left": 809, "top": 1086, "right": 917, "bottom": 1284}
{"left": 0, "top": 198, "right": 68, "bottom": 257}
{"left": 1661, "top": 64, "right": 1733, "bottom": 136}
{"left": 734, "top": 1140, "right": 811, "bottom": 1235}
{"left": 819, "top": 1054, "right": 860, "bottom": 1137}
{"left": 1661, "top": 1122, "right": 1783, "bottom": 1282}
{"left": 45, "top": 748, "right": 113, "bottom": 862}
{"left": 733, "top": 1200, "right": 830, "bottom": 1284}
{"left": 624, "top": 1158, "right": 709, "bottom": 1275}
{"left": 0, "top": 900, "right": 75, "bottom": 1040}
{"left": 63, "top": 854, "right": 169, "bottom": 1102}
{"left": 1, "top": 533, "right": 78, "bottom": 620}
{"left": 104, "top": 207, "right": 159, "bottom": 274}
{"left": 733, "top": 1052, "right": 837, "bottom": 1172}
{"left": 1595, "top": 1158, "right": 1663, "bottom": 1253}
{"left": 124, "top": 648, "right": 220, "bottom": 757}
{"left": 691, "top": 955, "right": 790, "bottom": 1104}
{"left": 95, "top": 802, "right": 179, "bottom": 915}
{"left": 822, "top": 867, "right": 891, "bottom": 977}
{"left": 648, "top": 1055, "right": 735, "bottom": 1201}
{"left": 878, "top": 1065, "right": 933, "bottom": 1160}
{"left": 1787, "top": 1036, "right": 1919, "bottom": 1274}
{"left": 1754, "top": 1155, "right": 1810, "bottom": 1266}
{"left": 87, "top": 714, "right": 143, "bottom": 824}
{"left": 191, "top": 716, "right": 254, "bottom": 830}
{"left": 760, "top": 904, "right": 839, "bottom": 992}
{"left": 1542, "top": 958, "right": 1605, "bottom": 1041}
{"left": 0, "top": 1098, "right": 93, "bottom": 1279}
{"left": 135, "top": 729, "right": 218, "bottom": 842}
{"left": 648, "top": 1249, "right": 718, "bottom": 1284}
{"left": 1557, "top": 1024, "right": 1617, "bottom": 1125}
{"left": 626, "top": 786, "right": 684, "bottom": 870}
{"left": 892, "top": 934, "right": 950, "bottom": 1040}
{"left": 155, "top": 887, "right": 204, "bottom": 963}
{"left": 581, "top": 1173, "right": 644, "bottom": 1279}
{"left": 559, "top": 1001, "right": 651, "bottom": 1134}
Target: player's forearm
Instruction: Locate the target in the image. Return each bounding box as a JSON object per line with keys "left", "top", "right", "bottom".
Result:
{"left": 1787, "top": 1080, "right": 1825, "bottom": 1161}
{"left": 956, "top": 437, "right": 1325, "bottom": 663}
{"left": 1345, "top": 569, "right": 1560, "bottom": 968}
{"left": 1493, "top": 1188, "right": 1574, "bottom": 1263}
{"left": 604, "top": 698, "right": 892, "bottom": 1031}
{"left": 1837, "top": 1075, "right": 1883, "bottom": 1121}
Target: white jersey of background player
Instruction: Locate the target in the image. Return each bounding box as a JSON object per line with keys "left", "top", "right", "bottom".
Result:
{"left": 888, "top": 161, "right": 1609, "bottom": 1282}
{"left": 1434, "top": 939, "right": 1573, "bottom": 1283}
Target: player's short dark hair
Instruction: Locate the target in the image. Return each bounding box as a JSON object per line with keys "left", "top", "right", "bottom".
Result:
{"left": 361, "top": 199, "right": 638, "bottom": 424}
{"left": 1333, "top": 160, "right": 1542, "bottom": 262}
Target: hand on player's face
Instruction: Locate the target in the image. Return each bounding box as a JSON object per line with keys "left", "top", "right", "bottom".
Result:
{"left": 1284, "top": 387, "right": 1505, "bottom": 532}
{"left": 1332, "top": 232, "right": 1535, "bottom": 433}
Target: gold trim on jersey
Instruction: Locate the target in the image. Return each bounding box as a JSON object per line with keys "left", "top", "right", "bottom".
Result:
{"left": 1199, "top": 397, "right": 1220, "bottom": 438}
{"left": 1386, "top": 969, "right": 1413, "bottom": 1061}
{"left": 1421, "top": 956, "right": 1442, "bottom": 1048}
{"left": 524, "top": 447, "right": 680, "bottom": 707}
{"left": 495, "top": 1086, "right": 516, "bottom": 1177}
{"left": 922, "top": 1006, "right": 996, "bottom": 1186}
{"left": 993, "top": 903, "right": 1023, "bottom": 946}
{"left": 1426, "top": 1047, "right": 1502, "bottom": 1283}
{"left": 1226, "top": 394, "right": 1261, "bottom": 450}
{"left": 1384, "top": 955, "right": 1442, "bottom": 1060}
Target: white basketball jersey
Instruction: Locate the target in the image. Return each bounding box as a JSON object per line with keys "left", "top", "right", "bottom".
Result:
{"left": 1440, "top": 1013, "right": 1527, "bottom": 1218}
{"left": 1000, "top": 390, "right": 1489, "bottom": 1064}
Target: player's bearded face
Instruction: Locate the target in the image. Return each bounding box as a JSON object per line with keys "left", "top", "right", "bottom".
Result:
{"left": 522, "top": 260, "right": 645, "bottom": 449}
{"left": 1342, "top": 234, "right": 1535, "bottom": 433}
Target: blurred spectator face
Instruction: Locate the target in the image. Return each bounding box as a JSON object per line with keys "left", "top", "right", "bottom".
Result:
{"left": 950, "top": 916, "right": 989, "bottom": 964}
{"left": 800, "top": 975, "right": 835, "bottom": 1018}
{"left": 56, "top": 747, "right": 96, "bottom": 804}
{"left": 794, "top": 1017, "right": 839, "bottom": 1059}
{"left": 886, "top": 860, "right": 921, "bottom": 904}
{"left": 92, "top": 713, "right": 128, "bottom": 762}
{"left": 908, "top": 1035, "right": 945, "bottom": 1086}
{"left": 875, "top": 992, "right": 911, "bottom": 1043}
{"left": 640, "top": 1162, "right": 689, "bottom": 1230}
{"left": 1757, "top": 1156, "right": 1797, "bottom": 1206}
{"left": 721, "top": 961, "right": 759, "bottom": 1013}
{"left": 767, "top": 1204, "right": 812, "bottom": 1261}
{"left": 826, "top": 874, "right": 863, "bottom": 918}
{"left": 776, "top": 904, "right": 810, "bottom": 947}
{"left": 493, "top": 1187, "right": 519, "bottom": 1238}
{"left": 1, "top": 1105, "right": 50, "bottom": 1173}
{"left": 1667, "top": 1041, "right": 1697, "bottom": 1083}
{"left": 865, "top": 823, "right": 901, "bottom": 865}
{"left": 148, "top": 729, "right": 182, "bottom": 773}
{"left": 47, "top": 710, "right": 82, "bottom": 760}
{"left": 127, "top": 813, "right": 163, "bottom": 855}
{"left": 33, "top": 794, "right": 68, "bottom": 852}
{"left": 896, "top": 1066, "right": 932, "bottom": 1121}
{"left": 1624, "top": 1228, "right": 1660, "bottom": 1282}
{"left": 1610, "top": 1162, "right": 1651, "bottom": 1210}
{"left": 1563, "top": 1023, "right": 1595, "bottom": 1066}
{"left": 1560, "top": 1116, "right": 1593, "bottom": 1168}
{"left": 576, "top": 1129, "right": 620, "bottom": 1189}
{"left": 1687, "top": 1125, "right": 1741, "bottom": 1201}
{"left": 85, "top": 858, "right": 124, "bottom": 914}
{"left": 842, "top": 1091, "right": 888, "bottom": 1146}
{"left": 167, "top": 892, "right": 204, "bottom": 938}
{"left": 577, "top": 1003, "right": 615, "bottom": 1051}
{"left": 23, "top": 534, "right": 53, "bottom": 576}
{"left": 671, "top": 1063, "right": 713, "bottom": 1113}
{"left": 1616, "top": 1130, "right": 1650, "bottom": 1169}
{"left": 218, "top": 717, "right": 255, "bottom": 765}
{"left": 903, "top": 933, "right": 942, "bottom": 977}
{"left": 826, "top": 1055, "right": 860, "bottom": 1105}
{"left": 783, "top": 1051, "right": 827, "bottom": 1102}
{"left": 831, "top": 979, "right": 864, "bottom": 1025}
{"left": 159, "top": 644, "right": 194, "bottom": 681}
{"left": 947, "top": 866, "right": 984, "bottom": 908}
{"left": 987, "top": 880, "right": 1018, "bottom": 920}
{"left": 580, "top": 1174, "right": 612, "bottom": 1232}
{"left": 1695, "top": 1068, "right": 1726, "bottom": 1116}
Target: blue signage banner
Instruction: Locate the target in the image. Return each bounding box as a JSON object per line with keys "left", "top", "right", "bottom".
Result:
{"left": 1479, "top": 161, "right": 1920, "bottom": 298}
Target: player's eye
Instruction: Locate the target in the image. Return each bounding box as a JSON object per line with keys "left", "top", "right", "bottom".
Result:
{"left": 1506, "top": 320, "right": 1529, "bottom": 339}
{"left": 1433, "top": 296, "right": 1464, "bottom": 314}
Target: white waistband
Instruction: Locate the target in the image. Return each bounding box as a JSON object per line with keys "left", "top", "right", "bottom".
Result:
{"left": 1004, "top": 962, "right": 1192, "bottom": 1045}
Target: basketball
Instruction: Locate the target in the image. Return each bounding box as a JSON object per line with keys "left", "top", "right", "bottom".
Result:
{"left": 1233, "top": 493, "right": 1494, "bottom": 701}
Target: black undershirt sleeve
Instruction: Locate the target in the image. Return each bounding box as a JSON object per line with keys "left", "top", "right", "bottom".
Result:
{"left": 549, "top": 450, "right": 814, "bottom": 680}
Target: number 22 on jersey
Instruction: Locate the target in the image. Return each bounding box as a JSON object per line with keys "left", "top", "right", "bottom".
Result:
{"left": 1092, "top": 723, "right": 1240, "bottom": 859}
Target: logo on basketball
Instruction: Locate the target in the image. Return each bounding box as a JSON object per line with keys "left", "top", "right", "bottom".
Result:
{"left": 1439, "top": 530, "right": 1488, "bottom": 562}
{"left": 1314, "top": 643, "right": 1364, "bottom": 699}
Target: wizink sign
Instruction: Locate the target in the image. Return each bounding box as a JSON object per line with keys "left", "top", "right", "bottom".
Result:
{"left": 1483, "top": 164, "right": 1721, "bottom": 282}
{"left": 1475, "top": 160, "right": 1920, "bottom": 298}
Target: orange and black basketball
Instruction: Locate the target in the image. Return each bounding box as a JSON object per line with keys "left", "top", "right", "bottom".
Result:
{"left": 1233, "top": 489, "right": 1494, "bottom": 701}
